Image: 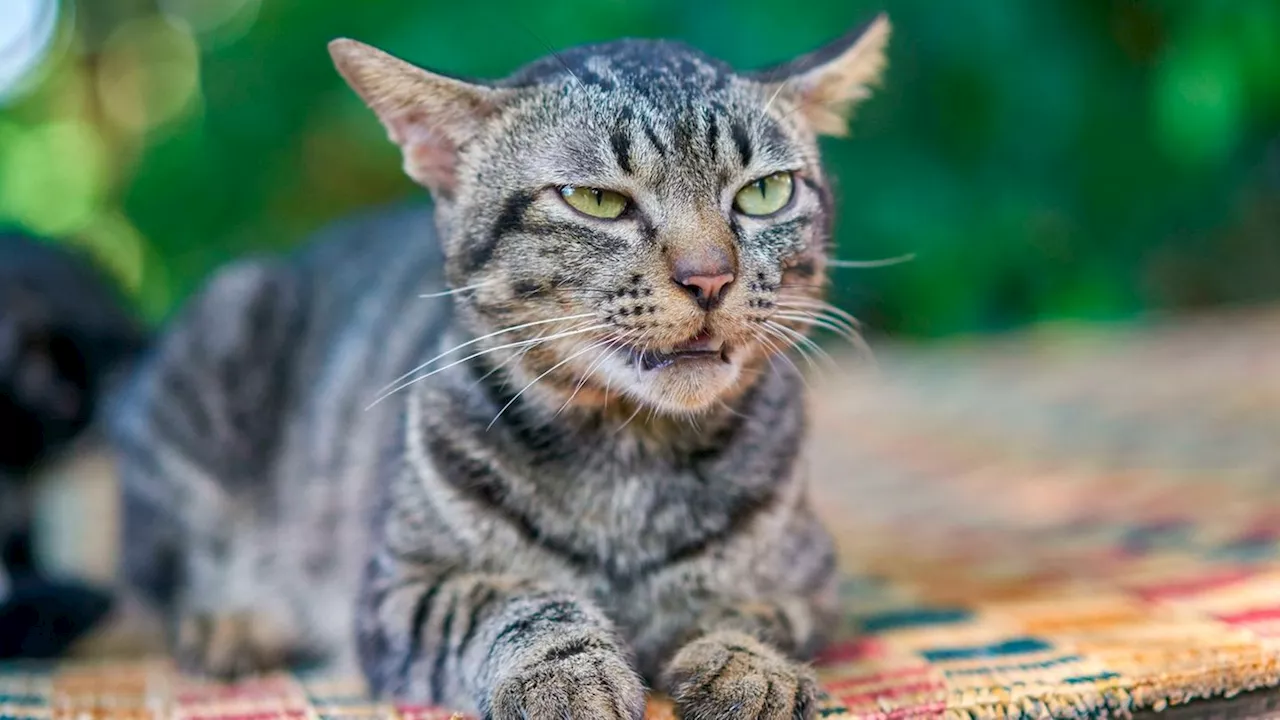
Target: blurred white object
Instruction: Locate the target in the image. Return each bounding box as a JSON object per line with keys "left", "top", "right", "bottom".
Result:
{"left": 0, "top": 0, "right": 60, "bottom": 104}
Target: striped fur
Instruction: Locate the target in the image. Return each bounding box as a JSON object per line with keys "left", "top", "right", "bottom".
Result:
{"left": 109, "top": 17, "right": 890, "bottom": 720}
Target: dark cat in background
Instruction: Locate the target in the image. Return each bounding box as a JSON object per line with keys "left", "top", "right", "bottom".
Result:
{"left": 0, "top": 229, "right": 146, "bottom": 658}
{"left": 111, "top": 14, "right": 890, "bottom": 720}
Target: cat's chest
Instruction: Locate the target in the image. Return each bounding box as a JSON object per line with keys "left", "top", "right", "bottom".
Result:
{"left": 495, "top": 458, "right": 769, "bottom": 582}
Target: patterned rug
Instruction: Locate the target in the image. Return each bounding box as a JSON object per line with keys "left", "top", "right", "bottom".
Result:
{"left": 5, "top": 307, "right": 1280, "bottom": 719}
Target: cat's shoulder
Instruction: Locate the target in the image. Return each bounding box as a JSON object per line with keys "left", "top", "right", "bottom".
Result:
{"left": 295, "top": 201, "right": 441, "bottom": 274}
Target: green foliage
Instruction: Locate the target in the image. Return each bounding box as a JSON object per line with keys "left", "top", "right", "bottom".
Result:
{"left": 2, "top": 0, "right": 1278, "bottom": 337}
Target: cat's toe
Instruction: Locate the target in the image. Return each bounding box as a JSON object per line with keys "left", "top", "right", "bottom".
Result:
{"left": 662, "top": 631, "right": 817, "bottom": 720}
{"left": 175, "top": 611, "right": 298, "bottom": 681}
{"left": 486, "top": 642, "right": 645, "bottom": 720}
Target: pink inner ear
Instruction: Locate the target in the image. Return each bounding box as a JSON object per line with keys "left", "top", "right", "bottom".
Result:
{"left": 388, "top": 108, "right": 459, "bottom": 196}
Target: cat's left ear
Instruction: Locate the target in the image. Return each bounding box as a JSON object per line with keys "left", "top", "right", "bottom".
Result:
{"left": 749, "top": 13, "right": 891, "bottom": 136}
{"left": 329, "top": 39, "right": 502, "bottom": 197}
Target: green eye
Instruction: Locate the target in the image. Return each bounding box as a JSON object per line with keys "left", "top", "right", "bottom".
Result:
{"left": 560, "top": 186, "right": 628, "bottom": 219}
{"left": 733, "top": 171, "right": 794, "bottom": 217}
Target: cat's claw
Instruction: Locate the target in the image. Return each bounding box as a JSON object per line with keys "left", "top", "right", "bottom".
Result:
{"left": 486, "top": 643, "right": 646, "bottom": 720}
{"left": 662, "top": 632, "right": 818, "bottom": 720}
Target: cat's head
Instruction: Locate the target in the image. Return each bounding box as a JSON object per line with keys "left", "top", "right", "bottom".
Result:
{"left": 331, "top": 17, "right": 889, "bottom": 415}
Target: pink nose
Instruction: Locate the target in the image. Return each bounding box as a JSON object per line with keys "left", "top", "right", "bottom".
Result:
{"left": 671, "top": 246, "right": 736, "bottom": 310}
{"left": 677, "top": 272, "right": 735, "bottom": 309}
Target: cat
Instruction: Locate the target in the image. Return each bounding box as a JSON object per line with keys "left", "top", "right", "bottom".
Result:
{"left": 109, "top": 14, "right": 890, "bottom": 719}
{"left": 0, "top": 229, "right": 146, "bottom": 657}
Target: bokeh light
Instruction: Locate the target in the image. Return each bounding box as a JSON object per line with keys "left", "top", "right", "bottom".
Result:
{"left": 159, "top": 0, "right": 261, "bottom": 45}
{"left": 95, "top": 15, "right": 202, "bottom": 135}
{"left": 1154, "top": 42, "right": 1244, "bottom": 168}
{"left": 0, "top": 0, "right": 60, "bottom": 104}
{"left": 0, "top": 119, "right": 108, "bottom": 236}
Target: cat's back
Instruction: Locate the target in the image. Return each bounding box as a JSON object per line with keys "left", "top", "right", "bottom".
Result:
{"left": 110, "top": 200, "right": 452, "bottom": 504}
{"left": 109, "top": 202, "right": 452, "bottom": 650}
{"left": 290, "top": 201, "right": 451, "bottom": 393}
{"left": 278, "top": 201, "right": 454, "bottom": 485}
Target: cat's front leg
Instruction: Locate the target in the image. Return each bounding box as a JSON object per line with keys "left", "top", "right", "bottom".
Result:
{"left": 656, "top": 598, "right": 833, "bottom": 720}
{"left": 358, "top": 554, "right": 645, "bottom": 719}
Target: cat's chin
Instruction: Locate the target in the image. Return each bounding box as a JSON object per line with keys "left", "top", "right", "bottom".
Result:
{"left": 595, "top": 343, "right": 747, "bottom": 415}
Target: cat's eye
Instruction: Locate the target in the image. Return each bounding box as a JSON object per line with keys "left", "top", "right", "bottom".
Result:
{"left": 560, "top": 186, "right": 628, "bottom": 219}
{"left": 733, "top": 172, "right": 794, "bottom": 217}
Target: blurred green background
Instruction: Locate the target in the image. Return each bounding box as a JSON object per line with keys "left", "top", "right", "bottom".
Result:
{"left": 1, "top": 0, "right": 1278, "bottom": 338}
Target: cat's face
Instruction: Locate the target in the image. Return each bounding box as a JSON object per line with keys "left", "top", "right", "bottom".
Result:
{"left": 332, "top": 18, "right": 889, "bottom": 415}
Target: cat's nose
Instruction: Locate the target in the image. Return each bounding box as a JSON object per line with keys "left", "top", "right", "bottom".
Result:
{"left": 672, "top": 249, "right": 735, "bottom": 311}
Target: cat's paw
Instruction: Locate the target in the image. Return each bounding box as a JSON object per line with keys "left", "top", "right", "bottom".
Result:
{"left": 662, "top": 631, "right": 818, "bottom": 720}
{"left": 486, "top": 640, "right": 646, "bottom": 720}
{"left": 174, "top": 610, "right": 301, "bottom": 681}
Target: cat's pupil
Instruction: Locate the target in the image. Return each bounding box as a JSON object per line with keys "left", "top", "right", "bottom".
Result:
{"left": 757, "top": 179, "right": 768, "bottom": 199}
{"left": 592, "top": 189, "right": 602, "bottom": 205}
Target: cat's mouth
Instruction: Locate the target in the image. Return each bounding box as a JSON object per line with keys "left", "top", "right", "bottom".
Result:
{"left": 626, "top": 331, "right": 731, "bottom": 371}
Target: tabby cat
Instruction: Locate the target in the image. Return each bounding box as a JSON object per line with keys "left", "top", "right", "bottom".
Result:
{"left": 110, "top": 15, "right": 890, "bottom": 719}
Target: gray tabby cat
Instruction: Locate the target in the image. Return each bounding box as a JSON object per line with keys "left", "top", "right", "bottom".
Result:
{"left": 109, "top": 14, "right": 890, "bottom": 720}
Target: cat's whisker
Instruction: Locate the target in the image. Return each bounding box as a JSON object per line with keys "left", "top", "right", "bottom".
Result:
{"left": 615, "top": 402, "right": 645, "bottom": 435}
{"left": 775, "top": 312, "right": 860, "bottom": 344}
{"left": 773, "top": 313, "right": 875, "bottom": 366}
{"left": 776, "top": 297, "right": 862, "bottom": 329}
{"left": 774, "top": 307, "right": 859, "bottom": 339}
{"left": 759, "top": 321, "right": 814, "bottom": 371}
{"left": 715, "top": 399, "right": 749, "bottom": 420}
{"left": 418, "top": 280, "right": 496, "bottom": 299}
{"left": 554, "top": 331, "right": 635, "bottom": 418}
{"left": 762, "top": 76, "right": 792, "bottom": 115}
{"left": 613, "top": 336, "right": 655, "bottom": 434}
{"left": 827, "top": 253, "right": 917, "bottom": 269}
{"left": 750, "top": 326, "right": 811, "bottom": 392}
{"left": 468, "top": 326, "right": 554, "bottom": 390}
{"left": 517, "top": 22, "right": 586, "bottom": 88}
{"left": 488, "top": 338, "right": 616, "bottom": 430}
{"left": 766, "top": 320, "right": 837, "bottom": 372}
{"left": 368, "top": 323, "right": 608, "bottom": 410}
{"left": 601, "top": 345, "right": 616, "bottom": 414}
{"left": 380, "top": 312, "right": 596, "bottom": 393}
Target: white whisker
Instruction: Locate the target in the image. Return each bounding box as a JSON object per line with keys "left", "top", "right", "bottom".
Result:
{"left": 716, "top": 399, "right": 749, "bottom": 420}
{"left": 615, "top": 403, "right": 645, "bottom": 435}
{"left": 775, "top": 312, "right": 859, "bottom": 342}
{"left": 762, "top": 76, "right": 791, "bottom": 115}
{"left": 751, "top": 326, "right": 811, "bottom": 391}
{"left": 488, "top": 338, "right": 615, "bottom": 430}
{"left": 774, "top": 312, "right": 874, "bottom": 362}
{"left": 828, "top": 253, "right": 917, "bottom": 269}
{"left": 760, "top": 322, "right": 814, "bottom": 370}
{"left": 767, "top": 320, "right": 837, "bottom": 370}
{"left": 776, "top": 297, "right": 862, "bottom": 328}
{"left": 418, "top": 280, "right": 496, "bottom": 299}
{"left": 367, "top": 323, "right": 607, "bottom": 411}
{"left": 774, "top": 308, "right": 859, "bottom": 338}
{"left": 468, "top": 325, "right": 552, "bottom": 390}
{"left": 555, "top": 331, "right": 634, "bottom": 418}
{"left": 380, "top": 312, "right": 596, "bottom": 393}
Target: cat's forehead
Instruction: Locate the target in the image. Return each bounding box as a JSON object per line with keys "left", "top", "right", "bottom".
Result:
{"left": 501, "top": 39, "right": 738, "bottom": 99}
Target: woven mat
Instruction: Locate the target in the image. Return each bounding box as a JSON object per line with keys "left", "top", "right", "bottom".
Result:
{"left": 6, "top": 307, "right": 1280, "bottom": 719}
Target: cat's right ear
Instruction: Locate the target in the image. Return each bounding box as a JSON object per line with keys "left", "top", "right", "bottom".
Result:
{"left": 748, "top": 14, "right": 891, "bottom": 137}
{"left": 329, "top": 39, "right": 500, "bottom": 198}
